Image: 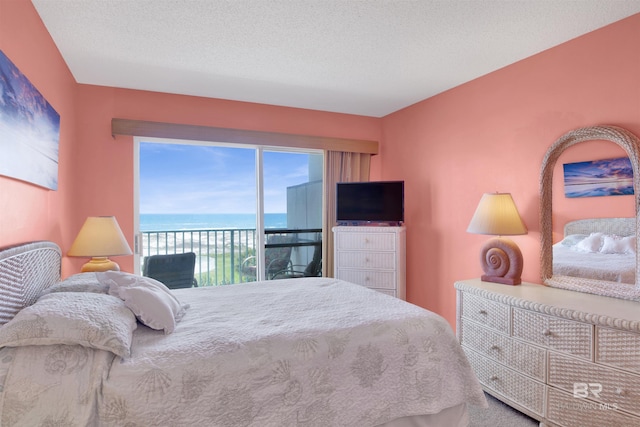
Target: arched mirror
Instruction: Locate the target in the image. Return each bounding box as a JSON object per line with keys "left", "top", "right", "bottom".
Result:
{"left": 540, "top": 125, "right": 640, "bottom": 300}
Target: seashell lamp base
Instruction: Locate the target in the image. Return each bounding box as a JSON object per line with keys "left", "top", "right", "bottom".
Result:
{"left": 479, "top": 236, "right": 523, "bottom": 286}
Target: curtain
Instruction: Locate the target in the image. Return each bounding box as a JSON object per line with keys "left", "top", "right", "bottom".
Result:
{"left": 322, "top": 151, "right": 371, "bottom": 277}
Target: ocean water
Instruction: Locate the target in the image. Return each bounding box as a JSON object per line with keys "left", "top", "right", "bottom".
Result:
{"left": 140, "top": 213, "right": 287, "bottom": 231}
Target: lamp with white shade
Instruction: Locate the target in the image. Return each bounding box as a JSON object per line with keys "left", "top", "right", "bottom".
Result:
{"left": 68, "top": 216, "right": 132, "bottom": 272}
{"left": 467, "top": 193, "right": 528, "bottom": 285}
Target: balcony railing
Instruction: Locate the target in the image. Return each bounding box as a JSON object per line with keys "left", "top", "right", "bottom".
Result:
{"left": 140, "top": 228, "right": 321, "bottom": 286}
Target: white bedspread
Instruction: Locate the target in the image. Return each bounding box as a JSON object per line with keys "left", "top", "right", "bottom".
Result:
{"left": 553, "top": 244, "right": 636, "bottom": 284}
{"left": 0, "top": 278, "right": 486, "bottom": 426}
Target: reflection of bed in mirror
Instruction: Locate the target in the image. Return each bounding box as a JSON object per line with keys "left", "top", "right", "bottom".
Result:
{"left": 553, "top": 217, "right": 636, "bottom": 284}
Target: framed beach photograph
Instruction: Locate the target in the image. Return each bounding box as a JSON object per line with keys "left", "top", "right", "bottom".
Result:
{"left": 0, "top": 50, "right": 60, "bottom": 190}
{"left": 563, "top": 156, "right": 634, "bottom": 198}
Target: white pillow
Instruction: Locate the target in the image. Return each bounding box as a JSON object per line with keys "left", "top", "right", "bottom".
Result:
{"left": 601, "top": 235, "right": 636, "bottom": 254}
{"left": 573, "top": 232, "right": 604, "bottom": 253}
{"left": 117, "top": 285, "right": 182, "bottom": 334}
{"left": 0, "top": 292, "right": 136, "bottom": 358}
{"left": 98, "top": 271, "right": 188, "bottom": 334}
{"left": 626, "top": 236, "right": 637, "bottom": 254}
{"left": 559, "top": 234, "right": 588, "bottom": 247}
{"left": 40, "top": 272, "right": 109, "bottom": 297}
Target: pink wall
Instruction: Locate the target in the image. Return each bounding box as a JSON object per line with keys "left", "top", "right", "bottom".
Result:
{"left": 2, "top": 1, "right": 640, "bottom": 329}
{"left": 381, "top": 13, "right": 640, "bottom": 327}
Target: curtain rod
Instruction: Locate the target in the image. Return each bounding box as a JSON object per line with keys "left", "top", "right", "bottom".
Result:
{"left": 111, "top": 118, "right": 378, "bottom": 154}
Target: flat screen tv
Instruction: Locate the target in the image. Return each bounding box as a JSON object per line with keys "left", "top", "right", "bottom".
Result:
{"left": 336, "top": 181, "right": 404, "bottom": 225}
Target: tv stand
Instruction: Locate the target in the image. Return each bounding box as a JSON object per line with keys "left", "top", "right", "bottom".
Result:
{"left": 332, "top": 226, "right": 406, "bottom": 299}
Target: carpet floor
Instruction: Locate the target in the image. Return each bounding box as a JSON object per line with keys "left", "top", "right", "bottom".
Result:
{"left": 468, "top": 393, "right": 539, "bottom": 427}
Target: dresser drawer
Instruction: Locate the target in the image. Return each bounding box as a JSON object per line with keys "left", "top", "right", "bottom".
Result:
{"left": 465, "top": 349, "right": 545, "bottom": 416}
{"left": 335, "top": 251, "right": 396, "bottom": 270}
{"left": 547, "top": 387, "right": 639, "bottom": 427}
{"left": 335, "top": 269, "right": 396, "bottom": 290}
{"left": 596, "top": 327, "right": 640, "bottom": 375}
{"left": 335, "top": 231, "right": 396, "bottom": 251}
{"left": 460, "top": 319, "right": 546, "bottom": 381}
{"left": 460, "top": 293, "right": 509, "bottom": 334}
{"left": 512, "top": 308, "right": 592, "bottom": 360}
{"left": 372, "top": 288, "right": 395, "bottom": 297}
{"left": 549, "top": 352, "right": 640, "bottom": 417}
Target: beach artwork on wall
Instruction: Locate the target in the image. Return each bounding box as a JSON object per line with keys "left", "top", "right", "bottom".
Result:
{"left": 0, "top": 50, "right": 60, "bottom": 190}
{"left": 563, "top": 156, "right": 634, "bottom": 198}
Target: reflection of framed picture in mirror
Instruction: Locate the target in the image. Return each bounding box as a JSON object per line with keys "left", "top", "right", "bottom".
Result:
{"left": 0, "top": 50, "right": 60, "bottom": 190}
{"left": 563, "top": 156, "right": 633, "bottom": 198}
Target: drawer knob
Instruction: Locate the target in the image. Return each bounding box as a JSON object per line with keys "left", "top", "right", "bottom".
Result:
{"left": 489, "top": 375, "right": 498, "bottom": 381}
{"left": 542, "top": 329, "right": 552, "bottom": 336}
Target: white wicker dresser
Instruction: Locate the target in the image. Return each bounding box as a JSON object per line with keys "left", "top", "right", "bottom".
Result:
{"left": 333, "top": 226, "right": 406, "bottom": 299}
{"left": 456, "top": 279, "right": 640, "bottom": 427}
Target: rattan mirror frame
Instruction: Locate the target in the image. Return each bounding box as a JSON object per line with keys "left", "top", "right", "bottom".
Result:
{"left": 540, "top": 125, "right": 640, "bottom": 301}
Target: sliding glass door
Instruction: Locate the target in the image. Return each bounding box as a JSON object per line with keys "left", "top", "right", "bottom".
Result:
{"left": 134, "top": 138, "right": 323, "bottom": 285}
{"left": 261, "top": 149, "right": 323, "bottom": 280}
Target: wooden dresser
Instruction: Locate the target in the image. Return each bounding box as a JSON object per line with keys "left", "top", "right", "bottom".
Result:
{"left": 456, "top": 279, "right": 640, "bottom": 427}
{"left": 333, "top": 226, "right": 406, "bottom": 299}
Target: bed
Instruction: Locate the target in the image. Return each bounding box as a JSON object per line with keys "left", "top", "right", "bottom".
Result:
{"left": 0, "top": 241, "right": 486, "bottom": 426}
{"left": 552, "top": 217, "right": 636, "bottom": 284}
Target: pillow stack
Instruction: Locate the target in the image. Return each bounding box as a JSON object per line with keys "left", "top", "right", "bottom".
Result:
{"left": 600, "top": 235, "right": 636, "bottom": 254}
{"left": 0, "top": 272, "right": 189, "bottom": 359}
{"left": 569, "top": 232, "right": 636, "bottom": 255}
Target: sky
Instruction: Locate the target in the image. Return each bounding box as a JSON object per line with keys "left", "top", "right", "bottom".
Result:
{"left": 139, "top": 142, "right": 311, "bottom": 214}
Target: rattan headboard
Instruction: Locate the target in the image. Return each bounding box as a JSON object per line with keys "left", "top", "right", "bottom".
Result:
{"left": 564, "top": 217, "right": 635, "bottom": 237}
{"left": 0, "top": 241, "right": 61, "bottom": 325}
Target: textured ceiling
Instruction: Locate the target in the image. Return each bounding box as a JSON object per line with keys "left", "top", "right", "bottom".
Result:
{"left": 32, "top": 0, "right": 640, "bottom": 117}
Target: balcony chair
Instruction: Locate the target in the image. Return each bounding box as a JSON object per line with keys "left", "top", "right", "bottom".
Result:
{"left": 143, "top": 252, "right": 198, "bottom": 289}
{"left": 275, "top": 243, "right": 322, "bottom": 279}
{"left": 240, "top": 235, "right": 295, "bottom": 281}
